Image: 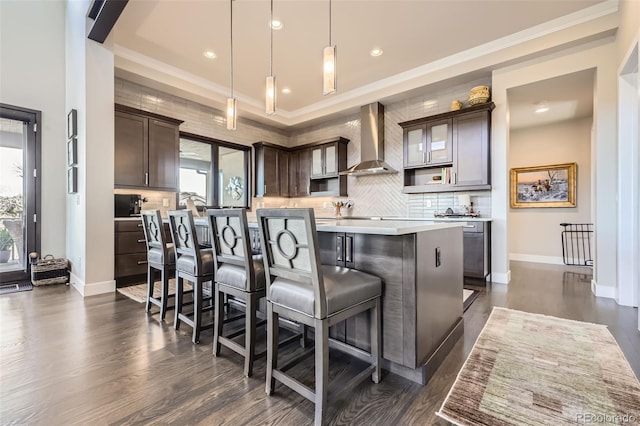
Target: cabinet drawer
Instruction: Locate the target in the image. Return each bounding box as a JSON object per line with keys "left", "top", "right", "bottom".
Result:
{"left": 115, "top": 253, "right": 148, "bottom": 278}
{"left": 115, "top": 230, "right": 147, "bottom": 254}
{"left": 115, "top": 220, "right": 144, "bottom": 232}
{"left": 461, "top": 222, "right": 484, "bottom": 233}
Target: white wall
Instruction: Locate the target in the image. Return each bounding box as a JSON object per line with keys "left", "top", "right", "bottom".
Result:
{"left": 66, "top": 0, "right": 116, "bottom": 296}
{"left": 0, "top": 0, "right": 67, "bottom": 259}
{"left": 492, "top": 40, "right": 618, "bottom": 294}
{"left": 509, "top": 118, "right": 592, "bottom": 264}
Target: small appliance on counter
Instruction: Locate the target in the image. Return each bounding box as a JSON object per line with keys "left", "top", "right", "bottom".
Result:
{"left": 114, "top": 194, "right": 146, "bottom": 217}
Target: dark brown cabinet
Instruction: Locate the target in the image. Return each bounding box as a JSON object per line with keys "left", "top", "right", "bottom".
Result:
{"left": 254, "top": 138, "right": 347, "bottom": 198}
{"left": 462, "top": 221, "right": 490, "bottom": 280}
{"left": 114, "top": 220, "right": 147, "bottom": 286}
{"left": 254, "top": 143, "right": 288, "bottom": 197}
{"left": 288, "top": 149, "right": 310, "bottom": 197}
{"left": 400, "top": 102, "right": 494, "bottom": 193}
{"left": 114, "top": 105, "right": 182, "bottom": 191}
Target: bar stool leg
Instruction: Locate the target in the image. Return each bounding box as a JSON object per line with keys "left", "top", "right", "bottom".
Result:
{"left": 160, "top": 266, "right": 169, "bottom": 320}
{"left": 192, "top": 279, "right": 203, "bottom": 344}
{"left": 213, "top": 283, "right": 223, "bottom": 356}
{"left": 174, "top": 276, "right": 184, "bottom": 330}
{"left": 145, "top": 265, "right": 154, "bottom": 313}
{"left": 371, "top": 299, "right": 381, "bottom": 383}
{"left": 315, "top": 319, "right": 329, "bottom": 426}
{"left": 265, "top": 304, "right": 279, "bottom": 395}
{"left": 244, "top": 294, "right": 257, "bottom": 377}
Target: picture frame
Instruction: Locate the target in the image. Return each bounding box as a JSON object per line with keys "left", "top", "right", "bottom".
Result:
{"left": 67, "top": 137, "right": 77, "bottom": 166}
{"left": 510, "top": 162, "right": 576, "bottom": 208}
{"left": 67, "top": 109, "right": 77, "bottom": 139}
{"left": 67, "top": 167, "right": 78, "bottom": 194}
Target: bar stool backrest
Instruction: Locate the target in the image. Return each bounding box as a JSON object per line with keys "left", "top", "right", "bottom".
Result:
{"left": 168, "top": 210, "right": 204, "bottom": 273}
{"left": 256, "top": 208, "right": 327, "bottom": 318}
{"left": 207, "top": 208, "right": 257, "bottom": 291}
{"left": 141, "top": 210, "right": 170, "bottom": 261}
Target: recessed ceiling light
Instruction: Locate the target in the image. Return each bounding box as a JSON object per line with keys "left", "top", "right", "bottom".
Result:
{"left": 203, "top": 50, "right": 216, "bottom": 59}
{"left": 535, "top": 102, "right": 549, "bottom": 113}
{"left": 370, "top": 48, "right": 383, "bottom": 57}
{"left": 282, "top": 88, "right": 291, "bottom": 94}
{"left": 271, "top": 20, "right": 283, "bottom": 30}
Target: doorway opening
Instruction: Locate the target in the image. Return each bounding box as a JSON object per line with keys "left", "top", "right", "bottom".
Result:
{"left": 0, "top": 104, "right": 41, "bottom": 284}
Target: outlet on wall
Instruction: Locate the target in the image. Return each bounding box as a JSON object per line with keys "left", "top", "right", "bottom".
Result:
{"left": 426, "top": 200, "right": 432, "bottom": 207}
{"left": 162, "top": 198, "right": 169, "bottom": 207}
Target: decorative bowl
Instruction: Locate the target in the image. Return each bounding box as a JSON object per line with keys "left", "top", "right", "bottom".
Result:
{"left": 450, "top": 100, "right": 462, "bottom": 111}
{"left": 468, "top": 85, "right": 490, "bottom": 105}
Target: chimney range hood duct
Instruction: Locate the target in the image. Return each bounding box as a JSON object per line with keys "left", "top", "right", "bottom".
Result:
{"left": 340, "top": 102, "right": 398, "bottom": 176}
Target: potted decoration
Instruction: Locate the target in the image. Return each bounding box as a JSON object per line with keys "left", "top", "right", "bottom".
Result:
{"left": 0, "top": 228, "right": 14, "bottom": 263}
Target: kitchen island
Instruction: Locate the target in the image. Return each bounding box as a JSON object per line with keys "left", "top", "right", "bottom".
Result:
{"left": 197, "top": 217, "right": 464, "bottom": 385}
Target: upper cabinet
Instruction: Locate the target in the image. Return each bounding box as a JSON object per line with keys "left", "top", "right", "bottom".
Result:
{"left": 253, "top": 137, "right": 349, "bottom": 198}
{"left": 114, "top": 105, "right": 182, "bottom": 191}
{"left": 404, "top": 119, "right": 453, "bottom": 168}
{"left": 399, "top": 102, "right": 494, "bottom": 193}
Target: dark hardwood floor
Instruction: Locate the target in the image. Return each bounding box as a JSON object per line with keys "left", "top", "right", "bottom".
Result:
{"left": 1, "top": 261, "right": 638, "bottom": 425}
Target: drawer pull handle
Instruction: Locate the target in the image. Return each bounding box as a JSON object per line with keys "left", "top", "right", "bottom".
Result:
{"left": 137, "top": 239, "right": 146, "bottom": 243}
{"left": 137, "top": 223, "right": 143, "bottom": 228}
{"left": 137, "top": 260, "right": 148, "bottom": 265}
{"left": 463, "top": 225, "right": 476, "bottom": 228}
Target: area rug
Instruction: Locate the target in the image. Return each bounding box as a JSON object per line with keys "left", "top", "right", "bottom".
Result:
{"left": 437, "top": 307, "right": 640, "bottom": 425}
{"left": 117, "top": 279, "right": 192, "bottom": 303}
{"left": 0, "top": 281, "right": 33, "bottom": 295}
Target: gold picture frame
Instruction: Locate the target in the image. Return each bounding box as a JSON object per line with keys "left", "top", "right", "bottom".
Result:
{"left": 510, "top": 162, "right": 576, "bottom": 208}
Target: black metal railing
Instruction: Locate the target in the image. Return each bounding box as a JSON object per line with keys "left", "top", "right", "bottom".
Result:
{"left": 560, "top": 223, "right": 594, "bottom": 266}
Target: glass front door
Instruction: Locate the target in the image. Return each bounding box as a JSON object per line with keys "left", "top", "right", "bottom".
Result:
{"left": 0, "top": 104, "right": 39, "bottom": 283}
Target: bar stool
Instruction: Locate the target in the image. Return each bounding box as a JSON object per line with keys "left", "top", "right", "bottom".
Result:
{"left": 207, "top": 208, "right": 266, "bottom": 377}
{"left": 168, "top": 209, "right": 215, "bottom": 344}
{"left": 141, "top": 210, "right": 176, "bottom": 320}
{"left": 256, "top": 208, "right": 382, "bottom": 426}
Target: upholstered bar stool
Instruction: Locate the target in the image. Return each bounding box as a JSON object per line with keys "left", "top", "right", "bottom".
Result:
{"left": 257, "top": 208, "right": 382, "bottom": 426}
{"left": 168, "top": 209, "right": 215, "bottom": 344}
{"left": 207, "top": 208, "right": 266, "bottom": 377}
{"left": 141, "top": 210, "right": 176, "bottom": 320}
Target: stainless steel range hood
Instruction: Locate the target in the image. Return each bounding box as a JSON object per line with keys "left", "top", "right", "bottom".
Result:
{"left": 339, "top": 102, "right": 398, "bottom": 176}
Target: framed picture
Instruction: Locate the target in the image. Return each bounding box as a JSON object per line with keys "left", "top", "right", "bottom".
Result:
{"left": 67, "top": 109, "right": 77, "bottom": 139}
{"left": 67, "top": 137, "right": 77, "bottom": 166}
{"left": 510, "top": 162, "right": 576, "bottom": 208}
{"left": 67, "top": 167, "right": 78, "bottom": 194}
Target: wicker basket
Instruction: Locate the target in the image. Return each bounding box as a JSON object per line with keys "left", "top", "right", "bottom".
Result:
{"left": 31, "top": 254, "right": 69, "bottom": 286}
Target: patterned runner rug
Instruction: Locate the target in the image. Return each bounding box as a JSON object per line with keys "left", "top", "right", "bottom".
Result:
{"left": 437, "top": 307, "right": 640, "bottom": 425}
{"left": 117, "top": 279, "right": 193, "bottom": 303}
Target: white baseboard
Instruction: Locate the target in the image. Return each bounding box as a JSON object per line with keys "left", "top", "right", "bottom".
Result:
{"left": 70, "top": 272, "right": 115, "bottom": 297}
{"left": 491, "top": 270, "right": 511, "bottom": 284}
{"left": 509, "top": 253, "right": 565, "bottom": 265}
{"left": 591, "top": 279, "right": 616, "bottom": 299}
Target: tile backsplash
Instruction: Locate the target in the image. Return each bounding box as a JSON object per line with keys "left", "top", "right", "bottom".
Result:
{"left": 115, "top": 76, "right": 493, "bottom": 219}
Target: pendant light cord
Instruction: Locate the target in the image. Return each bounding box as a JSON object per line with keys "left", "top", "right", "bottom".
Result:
{"left": 230, "top": 0, "right": 234, "bottom": 98}
{"left": 328, "top": 0, "right": 332, "bottom": 46}
{"left": 270, "top": 0, "right": 273, "bottom": 76}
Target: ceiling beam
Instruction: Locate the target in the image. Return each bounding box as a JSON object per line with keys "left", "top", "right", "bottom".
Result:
{"left": 87, "top": 0, "right": 128, "bottom": 44}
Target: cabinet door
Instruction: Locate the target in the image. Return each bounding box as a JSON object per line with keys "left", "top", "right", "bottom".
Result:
{"left": 115, "top": 111, "right": 148, "bottom": 187}
{"left": 279, "top": 150, "right": 289, "bottom": 197}
{"left": 148, "top": 119, "right": 179, "bottom": 190}
{"left": 404, "top": 124, "right": 426, "bottom": 168}
{"left": 262, "top": 146, "right": 280, "bottom": 196}
{"left": 463, "top": 232, "right": 486, "bottom": 278}
{"left": 454, "top": 111, "right": 489, "bottom": 186}
{"left": 311, "top": 147, "right": 323, "bottom": 178}
{"left": 324, "top": 143, "right": 338, "bottom": 176}
{"left": 297, "top": 149, "right": 310, "bottom": 196}
{"left": 426, "top": 119, "right": 453, "bottom": 165}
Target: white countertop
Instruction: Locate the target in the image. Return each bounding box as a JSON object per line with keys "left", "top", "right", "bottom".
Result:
{"left": 310, "top": 219, "right": 462, "bottom": 235}
{"left": 114, "top": 217, "right": 142, "bottom": 221}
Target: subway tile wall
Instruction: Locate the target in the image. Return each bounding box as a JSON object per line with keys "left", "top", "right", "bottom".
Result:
{"left": 115, "top": 77, "right": 492, "bottom": 218}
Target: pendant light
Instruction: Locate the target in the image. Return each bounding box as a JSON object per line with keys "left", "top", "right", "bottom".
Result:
{"left": 265, "top": 0, "right": 276, "bottom": 114}
{"left": 322, "top": 0, "right": 336, "bottom": 95}
{"left": 226, "top": 0, "right": 237, "bottom": 130}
